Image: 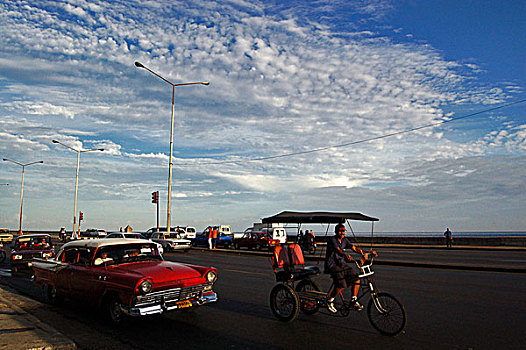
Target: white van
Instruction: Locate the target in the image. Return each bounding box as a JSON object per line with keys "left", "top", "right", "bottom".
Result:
{"left": 183, "top": 226, "right": 196, "bottom": 239}
{"left": 252, "top": 223, "right": 287, "bottom": 244}
{"left": 217, "top": 225, "right": 232, "bottom": 236}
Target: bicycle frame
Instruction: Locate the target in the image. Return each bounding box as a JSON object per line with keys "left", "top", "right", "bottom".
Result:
{"left": 291, "top": 258, "right": 390, "bottom": 316}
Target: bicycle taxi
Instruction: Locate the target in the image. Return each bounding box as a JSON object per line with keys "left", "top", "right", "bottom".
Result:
{"left": 264, "top": 211, "right": 406, "bottom": 336}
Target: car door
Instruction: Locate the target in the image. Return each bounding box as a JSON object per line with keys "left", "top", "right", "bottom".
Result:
{"left": 237, "top": 233, "right": 249, "bottom": 248}
{"left": 54, "top": 247, "right": 79, "bottom": 296}
{"left": 194, "top": 233, "right": 206, "bottom": 246}
{"left": 69, "top": 247, "right": 99, "bottom": 302}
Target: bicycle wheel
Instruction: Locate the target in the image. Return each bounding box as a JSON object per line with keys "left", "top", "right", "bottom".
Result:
{"left": 367, "top": 292, "right": 406, "bottom": 336}
{"left": 270, "top": 284, "right": 299, "bottom": 322}
{"left": 0, "top": 250, "right": 6, "bottom": 263}
{"left": 295, "top": 279, "right": 322, "bottom": 315}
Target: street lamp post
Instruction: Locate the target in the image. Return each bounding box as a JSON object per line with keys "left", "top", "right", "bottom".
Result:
{"left": 52, "top": 140, "right": 104, "bottom": 238}
{"left": 135, "top": 61, "right": 209, "bottom": 234}
{"left": 2, "top": 158, "right": 43, "bottom": 234}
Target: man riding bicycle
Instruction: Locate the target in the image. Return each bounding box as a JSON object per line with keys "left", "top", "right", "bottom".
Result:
{"left": 325, "top": 223, "right": 377, "bottom": 313}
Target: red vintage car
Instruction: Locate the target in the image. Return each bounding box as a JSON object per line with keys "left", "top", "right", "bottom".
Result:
{"left": 32, "top": 238, "right": 218, "bottom": 324}
{"left": 11, "top": 234, "right": 54, "bottom": 274}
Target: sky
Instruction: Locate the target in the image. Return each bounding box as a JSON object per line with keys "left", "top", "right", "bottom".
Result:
{"left": 0, "top": 0, "right": 525, "bottom": 234}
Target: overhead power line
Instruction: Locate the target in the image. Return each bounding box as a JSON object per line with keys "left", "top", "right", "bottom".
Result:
{"left": 178, "top": 98, "right": 526, "bottom": 166}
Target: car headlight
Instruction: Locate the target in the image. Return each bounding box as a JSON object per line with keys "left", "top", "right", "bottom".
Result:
{"left": 12, "top": 255, "right": 22, "bottom": 260}
{"left": 42, "top": 252, "right": 53, "bottom": 258}
{"left": 206, "top": 270, "right": 217, "bottom": 283}
{"left": 138, "top": 280, "right": 152, "bottom": 294}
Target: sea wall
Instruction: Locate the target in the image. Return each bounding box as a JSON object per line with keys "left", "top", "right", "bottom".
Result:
{"left": 8, "top": 230, "right": 526, "bottom": 247}
{"left": 289, "top": 235, "right": 526, "bottom": 247}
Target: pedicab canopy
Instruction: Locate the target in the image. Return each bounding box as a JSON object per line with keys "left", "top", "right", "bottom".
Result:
{"left": 261, "top": 211, "right": 379, "bottom": 224}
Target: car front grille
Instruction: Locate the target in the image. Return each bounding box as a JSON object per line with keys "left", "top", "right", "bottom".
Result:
{"left": 21, "top": 252, "right": 43, "bottom": 260}
{"left": 134, "top": 284, "right": 209, "bottom": 306}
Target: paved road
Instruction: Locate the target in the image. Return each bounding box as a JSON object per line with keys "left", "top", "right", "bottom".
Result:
{"left": 359, "top": 246, "right": 526, "bottom": 270}
{"left": 2, "top": 249, "right": 525, "bottom": 349}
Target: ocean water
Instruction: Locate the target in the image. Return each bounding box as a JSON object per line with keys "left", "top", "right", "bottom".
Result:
{"left": 310, "top": 231, "right": 526, "bottom": 238}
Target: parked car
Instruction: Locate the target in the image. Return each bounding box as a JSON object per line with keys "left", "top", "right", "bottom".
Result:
{"left": 217, "top": 225, "right": 232, "bottom": 236}
{"left": 232, "top": 231, "right": 279, "bottom": 251}
{"left": 32, "top": 238, "right": 218, "bottom": 324}
{"left": 192, "top": 230, "right": 233, "bottom": 249}
{"left": 104, "top": 232, "right": 164, "bottom": 254}
{"left": 179, "top": 226, "right": 197, "bottom": 239}
{"left": 169, "top": 226, "right": 196, "bottom": 239}
{"left": 10, "top": 234, "right": 54, "bottom": 273}
{"left": 145, "top": 227, "right": 183, "bottom": 238}
{"left": 243, "top": 223, "right": 287, "bottom": 244}
{"left": 149, "top": 232, "right": 191, "bottom": 252}
{"left": 83, "top": 229, "right": 107, "bottom": 238}
{"left": 0, "top": 230, "right": 13, "bottom": 243}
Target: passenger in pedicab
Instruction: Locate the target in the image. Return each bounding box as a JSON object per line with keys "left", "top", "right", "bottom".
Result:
{"left": 297, "top": 230, "right": 304, "bottom": 243}
{"left": 307, "top": 230, "right": 315, "bottom": 244}
{"left": 325, "top": 223, "right": 377, "bottom": 313}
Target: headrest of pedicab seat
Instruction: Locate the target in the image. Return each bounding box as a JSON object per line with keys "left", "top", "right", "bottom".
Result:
{"left": 288, "top": 244, "right": 304, "bottom": 266}
{"left": 271, "top": 245, "right": 290, "bottom": 269}
{"left": 271, "top": 244, "right": 305, "bottom": 269}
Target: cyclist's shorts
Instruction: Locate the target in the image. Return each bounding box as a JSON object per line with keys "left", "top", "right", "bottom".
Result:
{"left": 329, "top": 264, "right": 358, "bottom": 288}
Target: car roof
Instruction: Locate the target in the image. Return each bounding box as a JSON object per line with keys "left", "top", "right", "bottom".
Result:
{"left": 15, "top": 234, "right": 51, "bottom": 239}
{"left": 61, "top": 238, "right": 153, "bottom": 249}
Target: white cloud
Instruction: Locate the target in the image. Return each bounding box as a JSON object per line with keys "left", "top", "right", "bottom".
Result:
{"left": 0, "top": 0, "right": 523, "bottom": 231}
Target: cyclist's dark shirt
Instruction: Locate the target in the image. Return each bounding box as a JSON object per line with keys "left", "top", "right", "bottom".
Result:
{"left": 324, "top": 236, "right": 354, "bottom": 271}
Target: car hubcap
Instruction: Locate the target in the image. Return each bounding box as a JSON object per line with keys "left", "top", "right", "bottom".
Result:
{"left": 110, "top": 301, "right": 122, "bottom": 322}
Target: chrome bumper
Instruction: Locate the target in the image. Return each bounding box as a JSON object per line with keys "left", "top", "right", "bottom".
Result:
{"left": 121, "top": 293, "right": 218, "bottom": 317}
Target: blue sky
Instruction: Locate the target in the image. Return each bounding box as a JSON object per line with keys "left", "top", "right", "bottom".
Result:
{"left": 0, "top": 0, "right": 524, "bottom": 233}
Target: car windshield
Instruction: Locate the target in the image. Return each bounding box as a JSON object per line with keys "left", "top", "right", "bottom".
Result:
{"left": 93, "top": 243, "right": 162, "bottom": 266}
{"left": 15, "top": 236, "right": 52, "bottom": 250}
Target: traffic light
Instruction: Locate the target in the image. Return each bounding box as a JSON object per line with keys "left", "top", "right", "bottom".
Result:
{"left": 152, "top": 191, "right": 158, "bottom": 204}
{"left": 79, "top": 212, "right": 84, "bottom": 221}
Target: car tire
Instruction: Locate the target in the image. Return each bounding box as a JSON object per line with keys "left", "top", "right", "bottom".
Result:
{"left": 103, "top": 294, "right": 126, "bottom": 325}
{"left": 44, "top": 284, "right": 64, "bottom": 305}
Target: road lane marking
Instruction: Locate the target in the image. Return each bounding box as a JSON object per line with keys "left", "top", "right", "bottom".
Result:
{"left": 224, "top": 268, "right": 269, "bottom": 276}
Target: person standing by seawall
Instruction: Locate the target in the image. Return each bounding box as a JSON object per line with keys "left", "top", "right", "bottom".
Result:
{"left": 207, "top": 226, "right": 213, "bottom": 249}
{"left": 444, "top": 228, "right": 453, "bottom": 248}
{"left": 212, "top": 226, "right": 218, "bottom": 249}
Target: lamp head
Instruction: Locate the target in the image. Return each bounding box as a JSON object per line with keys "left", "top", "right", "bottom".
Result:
{"left": 134, "top": 61, "right": 145, "bottom": 68}
{"left": 98, "top": 149, "right": 105, "bottom": 152}
{"left": 202, "top": 81, "right": 210, "bottom": 86}
{"left": 52, "top": 140, "right": 59, "bottom": 144}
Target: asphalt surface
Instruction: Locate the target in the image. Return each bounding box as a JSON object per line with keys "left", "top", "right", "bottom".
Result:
{"left": 0, "top": 244, "right": 525, "bottom": 349}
